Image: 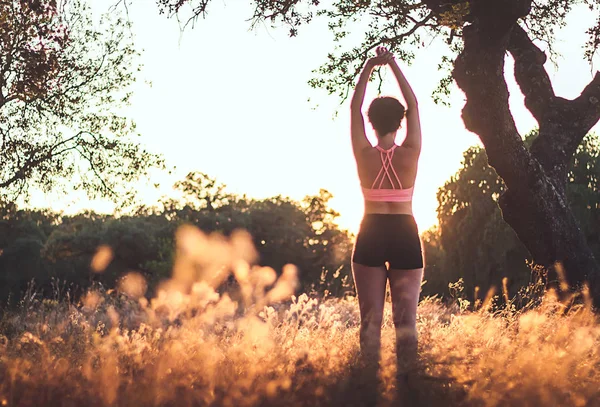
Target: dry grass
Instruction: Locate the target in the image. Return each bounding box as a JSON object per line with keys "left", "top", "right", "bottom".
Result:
{"left": 0, "top": 226, "right": 599, "bottom": 407}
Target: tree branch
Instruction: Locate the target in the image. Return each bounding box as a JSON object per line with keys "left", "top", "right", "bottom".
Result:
{"left": 0, "top": 131, "right": 85, "bottom": 189}
{"left": 529, "top": 72, "right": 600, "bottom": 185}
{"left": 508, "top": 24, "right": 600, "bottom": 186}
{"left": 0, "top": 9, "right": 24, "bottom": 109}
{"left": 452, "top": 8, "right": 536, "bottom": 189}
{"left": 333, "top": 11, "right": 435, "bottom": 104}
{"left": 78, "top": 143, "right": 117, "bottom": 197}
{"left": 507, "top": 24, "right": 555, "bottom": 122}
{"left": 572, "top": 72, "right": 600, "bottom": 134}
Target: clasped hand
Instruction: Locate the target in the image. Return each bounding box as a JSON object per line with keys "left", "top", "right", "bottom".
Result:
{"left": 367, "top": 46, "right": 395, "bottom": 67}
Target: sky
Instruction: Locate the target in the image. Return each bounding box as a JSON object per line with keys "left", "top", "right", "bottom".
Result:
{"left": 30, "top": 1, "right": 600, "bottom": 234}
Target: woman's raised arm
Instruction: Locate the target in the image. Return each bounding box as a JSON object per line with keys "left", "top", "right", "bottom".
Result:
{"left": 350, "top": 54, "right": 392, "bottom": 154}
{"left": 387, "top": 55, "right": 421, "bottom": 155}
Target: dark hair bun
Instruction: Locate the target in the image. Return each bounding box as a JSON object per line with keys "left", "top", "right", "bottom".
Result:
{"left": 367, "top": 97, "right": 405, "bottom": 136}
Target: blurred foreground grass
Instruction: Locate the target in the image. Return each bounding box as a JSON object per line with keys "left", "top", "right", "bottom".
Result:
{"left": 0, "top": 226, "right": 599, "bottom": 407}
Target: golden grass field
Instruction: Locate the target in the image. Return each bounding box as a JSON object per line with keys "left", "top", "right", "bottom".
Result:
{"left": 0, "top": 226, "right": 599, "bottom": 407}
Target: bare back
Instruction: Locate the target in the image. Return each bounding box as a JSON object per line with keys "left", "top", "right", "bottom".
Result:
{"left": 355, "top": 145, "right": 419, "bottom": 214}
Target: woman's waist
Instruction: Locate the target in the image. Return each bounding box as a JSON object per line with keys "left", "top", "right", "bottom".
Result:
{"left": 358, "top": 210, "right": 418, "bottom": 234}
{"left": 363, "top": 200, "right": 413, "bottom": 215}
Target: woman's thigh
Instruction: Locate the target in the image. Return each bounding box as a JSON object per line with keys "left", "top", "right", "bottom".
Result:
{"left": 352, "top": 263, "right": 388, "bottom": 321}
{"left": 387, "top": 268, "right": 423, "bottom": 327}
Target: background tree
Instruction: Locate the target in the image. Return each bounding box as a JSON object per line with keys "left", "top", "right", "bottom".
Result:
{"left": 157, "top": 0, "right": 600, "bottom": 304}
{"left": 159, "top": 173, "right": 353, "bottom": 294}
{"left": 0, "top": 201, "right": 59, "bottom": 302}
{"left": 423, "top": 132, "right": 600, "bottom": 303}
{"left": 0, "top": 172, "right": 353, "bottom": 304}
{"left": 0, "top": 0, "right": 162, "bottom": 202}
{"left": 420, "top": 226, "right": 448, "bottom": 299}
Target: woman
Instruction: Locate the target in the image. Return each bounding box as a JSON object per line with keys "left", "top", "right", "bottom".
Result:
{"left": 350, "top": 47, "right": 423, "bottom": 372}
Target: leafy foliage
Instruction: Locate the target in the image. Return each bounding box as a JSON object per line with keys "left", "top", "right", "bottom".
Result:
{"left": 0, "top": 172, "right": 353, "bottom": 303}
{"left": 0, "top": 0, "right": 163, "bottom": 201}
{"left": 156, "top": 0, "right": 600, "bottom": 104}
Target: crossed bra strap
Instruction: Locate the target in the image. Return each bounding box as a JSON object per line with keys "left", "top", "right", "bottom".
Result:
{"left": 361, "top": 144, "right": 414, "bottom": 202}
{"left": 372, "top": 145, "right": 403, "bottom": 189}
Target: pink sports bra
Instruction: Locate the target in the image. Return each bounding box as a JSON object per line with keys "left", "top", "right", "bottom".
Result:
{"left": 361, "top": 145, "right": 414, "bottom": 202}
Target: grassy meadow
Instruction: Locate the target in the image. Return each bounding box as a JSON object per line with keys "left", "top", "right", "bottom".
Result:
{"left": 0, "top": 225, "right": 599, "bottom": 407}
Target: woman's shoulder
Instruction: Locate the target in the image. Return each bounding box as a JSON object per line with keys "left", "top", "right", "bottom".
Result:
{"left": 394, "top": 144, "right": 420, "bottom": 161}
{"left": 353, "top": 145, "right": 375, "bottom": 160}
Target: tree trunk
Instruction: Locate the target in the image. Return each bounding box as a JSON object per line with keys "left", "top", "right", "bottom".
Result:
{"left": 452, "top": 0, "right": 600, "bottom": 306}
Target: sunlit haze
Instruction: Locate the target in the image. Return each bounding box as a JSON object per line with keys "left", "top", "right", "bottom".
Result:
{"left": 29, "top": 2, "right": 600, "bottom": 234}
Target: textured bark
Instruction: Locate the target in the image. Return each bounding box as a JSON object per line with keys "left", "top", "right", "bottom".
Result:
{"left": 452, "top": 0, "right": 600, "bottom": 306}
{"left": 509, "top": 25, "right": 600, "bottom": 189}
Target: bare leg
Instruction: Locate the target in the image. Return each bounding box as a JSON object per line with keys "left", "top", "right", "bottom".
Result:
{"left": 388, "top": 268, "right": 423, "bottom": 372}
{"left": 352, "top": 262, "right": 387, "bottom": 364}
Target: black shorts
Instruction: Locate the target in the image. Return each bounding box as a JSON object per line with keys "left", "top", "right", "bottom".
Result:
{"left": 352, "top": 214, "right": 423, "bottom": 270}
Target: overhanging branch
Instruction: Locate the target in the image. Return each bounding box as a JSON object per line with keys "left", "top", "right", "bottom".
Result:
{"left": 338, "top": 11, "right": 435, "bottom": 103}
